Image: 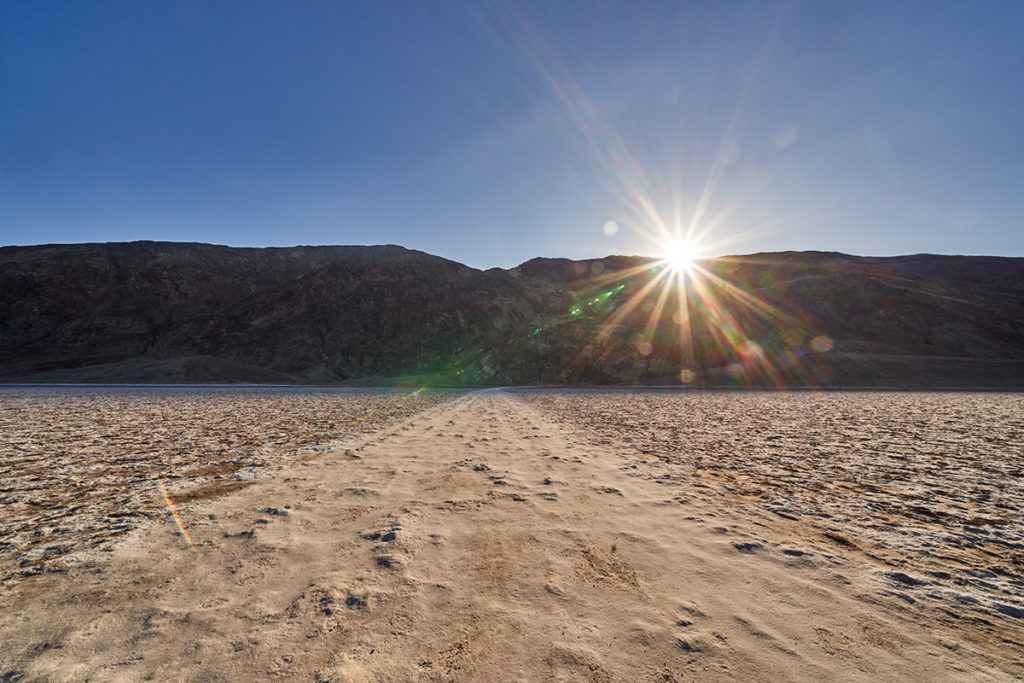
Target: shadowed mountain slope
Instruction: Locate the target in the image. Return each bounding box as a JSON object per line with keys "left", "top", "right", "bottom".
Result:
{"left": 1, "top": 242, "right": 1022, "bottom": 387}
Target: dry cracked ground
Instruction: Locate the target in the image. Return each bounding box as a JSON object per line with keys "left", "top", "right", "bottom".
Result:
{"left": 0, "top": 387, "right": 1022, "bottom": 681}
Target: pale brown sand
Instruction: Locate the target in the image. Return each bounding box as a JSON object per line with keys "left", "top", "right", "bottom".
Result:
{"left": 0, "top": 390, "right": 1021, "bottom": 680}
{"left": 519, "top": 391, "right": 1024, "bottom": 627}
{"left": 0, "top": 388, "right": 457, "bottom": 584}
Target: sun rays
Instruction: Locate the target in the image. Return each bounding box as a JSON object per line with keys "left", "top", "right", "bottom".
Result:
{"left": 543, "top": 230, "right": 826, "bottom": 387}
{"left": 470, "top": 4, "right": 832, "bottom": 386}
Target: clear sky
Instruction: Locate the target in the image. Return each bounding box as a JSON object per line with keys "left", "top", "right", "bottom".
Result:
{"left": 2, "top": 1, "right": 1022, "bottom": 269}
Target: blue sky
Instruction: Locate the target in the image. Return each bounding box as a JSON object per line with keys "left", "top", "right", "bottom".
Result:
{"left": 2, "top": 1, "right": 1022, "bottom": 268}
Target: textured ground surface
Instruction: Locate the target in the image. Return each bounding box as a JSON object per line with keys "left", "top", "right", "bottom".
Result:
{"left": 519, "top": 390, "right": 1024, "bottom": 629}
{"left": 0, "top": 389, "right": 1021, "bottom": 680}
{"left": 0, "top": 387, "right": 457, "bottom": 585}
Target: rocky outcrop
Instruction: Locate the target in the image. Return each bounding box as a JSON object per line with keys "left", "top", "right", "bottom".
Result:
{"left": 1, "top": 242, "right": 1022, "bottom": 387}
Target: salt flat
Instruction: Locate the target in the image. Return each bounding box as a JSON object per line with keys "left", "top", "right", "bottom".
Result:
{"left": 0, "top": 389, "right": 1021, "bottom": 680}
{"left": 0, "top": 387, "right": 458, "bottom": 584}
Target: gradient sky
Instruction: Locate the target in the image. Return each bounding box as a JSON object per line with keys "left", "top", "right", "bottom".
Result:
{"left": 2, "top": 1, "right": 1022, "bottom": 269}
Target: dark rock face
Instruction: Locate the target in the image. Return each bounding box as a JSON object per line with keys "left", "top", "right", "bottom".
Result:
{"left": 1, "top": 242, "right": 1022, "bottom": 387}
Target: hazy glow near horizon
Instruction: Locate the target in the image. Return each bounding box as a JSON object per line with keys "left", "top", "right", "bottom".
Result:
{"left": 1, "top": 3, "right": 1021, "bottom": 267}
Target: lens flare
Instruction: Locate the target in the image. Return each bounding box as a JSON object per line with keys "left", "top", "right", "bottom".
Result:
{"left": 157, "top": 476, "right": 196, "bottom": 553}
{"left": 544, "top": 245, "right": 828, "bottom": 388}
{"left": 471, "top": 4, "right": 832, "bottom": 387}
{"left": 810, "top": 335, "right": 834, "bottom": 353}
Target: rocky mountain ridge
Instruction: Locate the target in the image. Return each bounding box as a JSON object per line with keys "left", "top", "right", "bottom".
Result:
{"left": 2, "top": 241, "right": 1022, "bottom": 387}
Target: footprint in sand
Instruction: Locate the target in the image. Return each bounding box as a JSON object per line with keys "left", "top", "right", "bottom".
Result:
{"left": 733, "top": 542, "right": 762, "bottom": 553}
{"left": 375, "top": 555, "right": 402, "bottom": 570}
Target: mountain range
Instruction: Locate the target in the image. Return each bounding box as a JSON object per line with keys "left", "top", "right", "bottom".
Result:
{"left": 2, "top": 241, "right": 1022, "bottom": 388}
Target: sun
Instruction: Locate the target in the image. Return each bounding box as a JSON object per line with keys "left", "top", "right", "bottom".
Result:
{"left": 664, "top": 239, "right": 699, "bottom": 272}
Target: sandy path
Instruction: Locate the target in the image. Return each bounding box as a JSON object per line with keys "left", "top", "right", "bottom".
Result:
{"left": 0, "top": 391, "right": 1016, "bottom": 681}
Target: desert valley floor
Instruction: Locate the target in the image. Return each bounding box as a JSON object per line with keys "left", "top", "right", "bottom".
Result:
{"left": 0, "top": 387, "right": 1022, "bottom": 681}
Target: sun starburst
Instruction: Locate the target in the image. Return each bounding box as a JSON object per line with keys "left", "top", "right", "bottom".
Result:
{"left": 663, "top": 239, "right": 700, "bottom": 273}
{"left": 538, "top": 220, "right": 830, "bottom": 387}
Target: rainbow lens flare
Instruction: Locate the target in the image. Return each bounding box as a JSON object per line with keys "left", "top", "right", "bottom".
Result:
{"left": 157, "top": 475, "right": 197, "bottom": 553}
